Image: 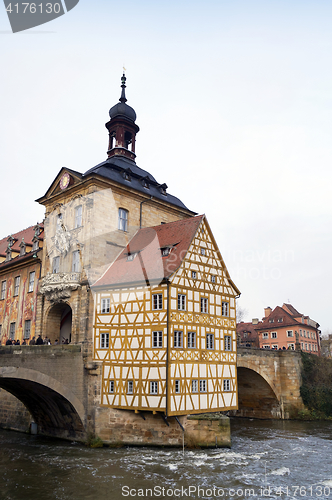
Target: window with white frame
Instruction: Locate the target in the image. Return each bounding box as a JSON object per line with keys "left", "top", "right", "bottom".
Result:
{"left": 152, "top": 331, "right": 163, "bottom": 348}
{"left": 174, "top": 331, "right": 183, "bottom": 348}
{"left": 188, "top": 331, "right": 196, "bottom": 348}
{"left": 271, "top": 332, "right": 277, "bottom": 339}
{"left": 127, "top": 380, "right": 133, "bottom": 394}
{"left": 191, "top": 271, "right": 197, "bottom": 279}
{"left": 75, "top": 205, "right": 82, "bottom": 228}
{"left": 152, "top": 293, "right": 163, "bottom": 310}
{"left": 224, "top": 335, "right": 232, "bottom": 351}
{"left": 200, "top": 380, "right": 207, "bottom": 392}
{"left": 72, "top": 250, "right": 80, "bottom": 272}
{"left": 178, "top": 294, "right": 186, "bottom": 311}
{"left": 175, "top": 380, "right": 180, "bottom": 394}
{"left": 192, "top": 380, "right": 198, "bottom": 393}
{"left": 1, "top": 281, "right": 6, "bottom": 300}
{"left": 150, "top": 381, "right": 158, "bottom": 395}
{"left": 223, "top": 379, "right": 231, "bottom": 392}
{"left": 9, "top": 322, "right": 16, "bottom": 340}
{"left": 14, "top": 276, "right": 20, "bottom": 296}
{"left": 211, "top": 275, "right": 216, "bottom": 283}
{"left": 101, "top": 298, "right": 110, "bottom": 314}
{"left": 301, "top": 342, "right": 304, "bottom": 349}
{"left": 28, "top": 272, "right": 35, "bottom": 293}
{"left": 304, "top": 331, "right": 307, "bottom": 338}
{"left": 305, "top": 343, "right": 308, "bottom": 350}
{"left": 278, "top": 318, "right": 283, "bottom": 323}
{"left": 100, "top": 332, "right": 109, "bottom": 349}
{"left": 52, "top": 256, "right": 60, "bottom": 274}
{"left": 109, "top": 380, "right": 114, "bottom": 393}
{"left": 288, "top": 344, "right": 295, "bottom": 350}
{"left": 222, "top": 301, "right": 229, "bottom": 316}
{"left": 118, "top": 208, "right": 128, "bottom": 231}
{"left": 287, "top": 330, "right": 293, "bottom": 337}
{"left": 263, "top": 345, "right": 270, "bottom": 349}
{"left": 24, "top": 320, "right": 31, "bottom": 339}
{"left": 206, "top": 333, "right": 214, "bottom": 350}
{"left": 201, "top": 297, "right": 208, "bottom": 314}
{"left": 200, "top": 247, "right": 206, "bottom": 256}
{"left": 300, "top": 329, "right": 302, "bottom": 337}
{"left": 262, "top": 332, "right": 269, "bottom": 339}
{"left": 272, "top": 344, "right": 278, "bottom": 349}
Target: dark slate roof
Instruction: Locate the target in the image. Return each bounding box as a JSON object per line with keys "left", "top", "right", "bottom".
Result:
{"left": 83, "top": 156, "right": 192, "bottom": 212}
{"left": 92, "top": 215, "right": 204, "bottom": 288}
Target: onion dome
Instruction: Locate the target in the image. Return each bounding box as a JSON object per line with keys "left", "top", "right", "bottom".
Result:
{"left": 109, "top": 73, "right": 137, "bottom": 123}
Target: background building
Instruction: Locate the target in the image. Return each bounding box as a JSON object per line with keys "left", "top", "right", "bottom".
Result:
{"left": 237, "top": 303, "right": 321, "bottom": 355}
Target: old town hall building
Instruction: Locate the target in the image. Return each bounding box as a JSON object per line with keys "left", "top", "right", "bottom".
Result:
{"left": 0, "top": 75, "right": 239, "bottom": 443}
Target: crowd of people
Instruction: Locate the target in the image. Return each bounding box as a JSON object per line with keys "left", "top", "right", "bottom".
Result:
{"left": 4, "top": 336, "right": 70, "bottom": 346}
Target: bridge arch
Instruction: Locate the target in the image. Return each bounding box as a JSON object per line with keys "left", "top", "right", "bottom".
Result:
{"left": 0, "top": 366, "right": 86, "bottom": 440}
{"left": 234, "top": 366, "right": 282, "bottom": 419}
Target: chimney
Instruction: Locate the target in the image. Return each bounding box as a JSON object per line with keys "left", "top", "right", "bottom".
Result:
{"left": 264, "top": 307, "right": 272, "bottom": 318}
{"left": 252, "top": 318, "right": 259, "bottom": 325}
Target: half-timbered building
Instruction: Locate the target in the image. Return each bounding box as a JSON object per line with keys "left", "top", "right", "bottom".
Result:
{"left": 93, "top": 215, "right": 240, "bottom": 416}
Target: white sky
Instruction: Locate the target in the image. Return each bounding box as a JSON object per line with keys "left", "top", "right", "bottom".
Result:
{"left": 1, "top": 0, "right": 331, "bottom": 332}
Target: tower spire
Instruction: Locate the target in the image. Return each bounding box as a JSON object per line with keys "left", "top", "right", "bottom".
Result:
{"left": 120, "top": 72, "right": 127, "bottom": 103}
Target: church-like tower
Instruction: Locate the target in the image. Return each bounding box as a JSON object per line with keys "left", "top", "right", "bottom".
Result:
{"left": 105, "top": 73, "right": 140, "bottom": 162}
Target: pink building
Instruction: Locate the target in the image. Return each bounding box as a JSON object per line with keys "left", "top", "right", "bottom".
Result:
{"left": 237, "top": 303, "right": 321, "bottom": 355}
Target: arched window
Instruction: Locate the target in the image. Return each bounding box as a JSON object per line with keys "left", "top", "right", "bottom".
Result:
{"left": 118, "top": 208, "right": 128, "bottom": 232}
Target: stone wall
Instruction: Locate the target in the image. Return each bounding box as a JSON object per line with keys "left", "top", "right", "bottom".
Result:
{"left": 95, "top": 406, "right": 231, "bottom": 448}
{"left": 0, "top": 388, "right": 32, "bottom": 432}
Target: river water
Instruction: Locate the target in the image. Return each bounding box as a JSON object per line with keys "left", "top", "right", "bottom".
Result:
{"left": 1, "top": 419, "right": 332, "bottom": 500}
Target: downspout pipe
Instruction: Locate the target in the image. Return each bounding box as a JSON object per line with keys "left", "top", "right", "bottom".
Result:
{"left": 139, "top": 196, "right": 153, "bottom": 228}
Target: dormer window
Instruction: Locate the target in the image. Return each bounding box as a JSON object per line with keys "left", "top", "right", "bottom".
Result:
{"left": 19, "top": 240, "right": 26, "bottom": 256}
{"left": 158, "top": 183, "right": 167, "bottom": 196}
{"left": 161, "top": 247, "right": 171, "bottom": 257}
{"left": 32, "top": 239, "right": 39, "bottom": 252}
{"left": 278, "top": 318, "right": 283, "bottom": 323}
{"left": 34, "top": 224, "right": 42, "bottom": 237}
{"left": 7, "top": 236, "right": 15, "bottom": 248}
{"left": 5, "top": 248, "right": 11, "bottom": 262}
{"left": 269, "top": 319, "right": 274, "bottom": 323}
{"left": 141, "top": 179, "right": 149, "bottom": 189}
{"left": 122, "top": 170, "right": 131, "bottom": 181}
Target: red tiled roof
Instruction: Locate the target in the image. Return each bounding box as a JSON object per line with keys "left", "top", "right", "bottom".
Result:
{"left": 255, "top": 305, "right": 300, "bottom": 330}
{"left": 93, "top": 215, "right": 204, "bottom": 288}
{"left": 0, "top": 224, "right": 44, "bottom": 258}
{"left": 282, "top": 303, "right": 302, "bottom": 316}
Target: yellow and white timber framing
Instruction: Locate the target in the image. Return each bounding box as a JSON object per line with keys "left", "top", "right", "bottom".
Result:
{"left": 93, "top": 216, "right": 240, "bottom": 416}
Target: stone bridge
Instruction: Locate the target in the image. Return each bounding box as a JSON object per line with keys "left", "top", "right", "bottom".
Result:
{"left": 0, "top": 345, "right": 305, "bottom": 442}
{"left": 0, "top": 344, "right": 95, "bottom": 440}
{"left": 233, "top": 347, "right": 304, "bottom": 419}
